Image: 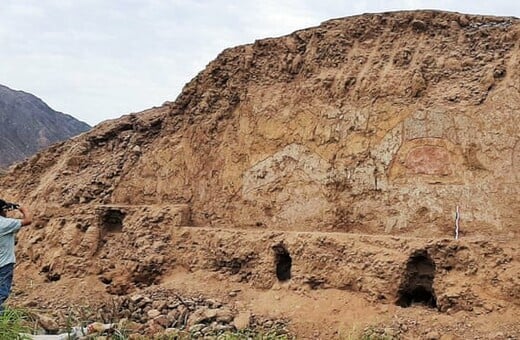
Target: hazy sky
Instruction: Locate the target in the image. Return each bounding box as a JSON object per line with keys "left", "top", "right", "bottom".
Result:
{"left": 1, "top": 1, "right": 519, "bottom": 126}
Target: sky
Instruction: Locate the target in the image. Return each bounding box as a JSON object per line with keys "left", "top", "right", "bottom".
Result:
{"left": 1, "top": 1, "right": 519, "bottom": 126}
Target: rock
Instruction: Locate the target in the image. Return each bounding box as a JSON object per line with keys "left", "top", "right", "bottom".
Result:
{"left": 458, "top": 15, "right": 470, "bottom": 27}
{"left": 137, "top": 296, "right": 153, "bottom": 307}
{"left": 483, "top": 303, "right": 494, "bottom": 312}
{"left": 145, "top": 319, "right": 164, "bottom": 334}
{"left": 233, "top": 311, "right": 251, "bottom": 330}
{"left": 411, "top": 19, "right": 427, "bottom": 31}
{"left": 206, "top": 299, "right": 222, "bottom": 308}
{"left": 167, "top": 301, "right": 180, "bottom": 309}
{"left": 202, "top": 322, "right": 219, "bottom": 334}
{"left": 158, "top": 328, "right": 189, "bottom": 339}
{"left": 22, "top": 300, "right": 39, "bottom": 308}
{"left": 410, "top": 71, "right": 427, "bottom": 97}
{"left": 163, "top": 327, "right": 180, "bottom": 335}
{"left": 216, "top": 307, "right": 234, "bottom": 323}
{"left": 147, "top": 309, "right": 161, "bottom": 319}
{"left": 167, "top": 309, "right": 180, "bottom": 324}
{"left": 187, "top": 307, "right": 218, "bottom": 326}
{"left": 152, "top": 300, "right": 168, "bottom": 311}
{"left": 37, "top": 314, "right": 59, "bottom": 333}
{"left": 154, "top": 315, "right": 171, "bottom": 328}
{"left": 118, "top": 319, "right": 141, "bottom": 333}
{"left": 214, "top": 324, "right": 234, "bottom": 332}
{"left": 87, "top": 322, "right": 109, "bottom": 333}
{"left": 128, "top": 333, "right": 143, "bottom": 340}
{"left": 189, "top": 323, "right": 205, "bottom": 332}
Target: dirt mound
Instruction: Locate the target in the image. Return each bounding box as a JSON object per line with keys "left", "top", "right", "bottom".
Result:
{"left": 1, "top": 10, "right": 519, "bottom": 338}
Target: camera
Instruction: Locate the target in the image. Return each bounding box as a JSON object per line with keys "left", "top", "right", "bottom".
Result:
{"left": 0, "top": 199, "right": 20, "bottom": 211}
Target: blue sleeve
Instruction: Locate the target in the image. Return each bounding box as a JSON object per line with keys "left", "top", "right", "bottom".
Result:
{"left": 0, "top": 218, "right": 22, "bottom": 236}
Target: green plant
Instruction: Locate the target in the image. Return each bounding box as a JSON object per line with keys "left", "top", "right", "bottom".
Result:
{"left": 110, "top": 319, "right": 130, "bottom": 340}
{"left": 359, "top": 326, "right": 397, "bottom": 340}
{"left": 0, "top": 307, "right": 32, "bottom": 340}
{"left": 336, "top": 324, "right": 360, "bottom": 340}
{"left": 215, "top": 328, "right": 294, "bottom": 340}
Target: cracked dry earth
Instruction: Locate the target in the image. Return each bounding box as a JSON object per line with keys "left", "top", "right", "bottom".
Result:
{"left": 0, "top": 10, "right": 519, "bottom": 339}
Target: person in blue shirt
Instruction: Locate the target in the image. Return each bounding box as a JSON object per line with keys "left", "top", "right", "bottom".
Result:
{"left": 0, "top": 199, "right": 32, "bottom": 313}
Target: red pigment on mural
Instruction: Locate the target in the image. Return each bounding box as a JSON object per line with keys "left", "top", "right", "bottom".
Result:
{"left": 404, "top": 146, "right": 452, "bottom": 176}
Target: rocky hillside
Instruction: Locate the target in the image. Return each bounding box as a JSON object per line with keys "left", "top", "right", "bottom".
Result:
{"left": 0, "top": 84, "right": 90, "bottom": 167}
{"left": 0, "top": 10, "right": 519, "bottom": 338}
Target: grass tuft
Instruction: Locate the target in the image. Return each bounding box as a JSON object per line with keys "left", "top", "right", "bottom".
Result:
{"left": 0, "top": 307, "right": 32, "bottom": 340}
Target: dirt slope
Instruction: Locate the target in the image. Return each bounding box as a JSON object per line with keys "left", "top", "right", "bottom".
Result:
{"left": 1, "top": 10, "right": 519, "bottom": 339}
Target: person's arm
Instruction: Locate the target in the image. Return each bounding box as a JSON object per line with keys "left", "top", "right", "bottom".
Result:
{"left": 18, "top": 205, "right": 32, "bottom": 226}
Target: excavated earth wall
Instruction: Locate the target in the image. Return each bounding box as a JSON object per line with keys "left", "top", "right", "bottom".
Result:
{"left": 1, "top": 10, "right": 519, "bottom": 338}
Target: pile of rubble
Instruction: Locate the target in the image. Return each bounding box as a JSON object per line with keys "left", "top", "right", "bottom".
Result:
{"left": 30, "top": 289, "right": 290, "bottom": 338}
{"left": 111, "top": 290, "right": 290, "bottom": 337}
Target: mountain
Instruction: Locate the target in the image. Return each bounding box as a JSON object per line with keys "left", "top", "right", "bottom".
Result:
{"left": 0, "top": 84, "right": 90, "bottom": 167}
{"left": 0, "top": 11, "right": 519, "bottom": 338}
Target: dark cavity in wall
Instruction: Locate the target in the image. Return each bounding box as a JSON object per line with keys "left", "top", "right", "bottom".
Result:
{"left": 41, "top": 264, "right": 61, "bottom": 282}
{"left": 272, "top": 244, "right": 292, "bottom": 281}
{"left": 100, "top": 208, "right": 126, "bottom": 232}
{"left": 396, "top": 249, "right": 437, "bottom": 309}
